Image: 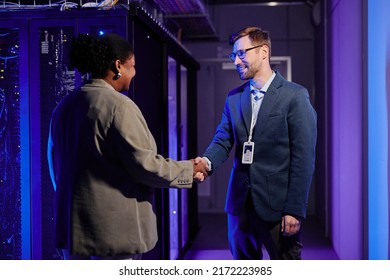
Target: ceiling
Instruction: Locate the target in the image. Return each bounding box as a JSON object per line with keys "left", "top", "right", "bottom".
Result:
{"left": 147, "top": 0, "right": 319, "bottom": 41}
{"left": 0, "top": 0, "right": 318, "bottom": 41}
{"left": 208, "top": 0, "right": 315, "bottom": 4}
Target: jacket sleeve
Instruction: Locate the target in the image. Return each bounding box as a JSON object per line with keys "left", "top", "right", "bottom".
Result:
{"left": 283, "top": 87, "right": 317, "bottom": 218}
{"left": 203, "top": 97, "right": 235, "bottom": 174}
{"left": 112, "top": 99, "right": 193, "bottom": 189}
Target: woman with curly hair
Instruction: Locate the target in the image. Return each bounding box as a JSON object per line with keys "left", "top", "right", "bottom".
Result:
{"left": 47, "top": 33, "right": 207, "bottom": 260}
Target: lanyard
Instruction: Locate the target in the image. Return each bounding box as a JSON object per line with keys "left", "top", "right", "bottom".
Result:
{"left": 248, "top": 95, "right": 263, "bottom": 142}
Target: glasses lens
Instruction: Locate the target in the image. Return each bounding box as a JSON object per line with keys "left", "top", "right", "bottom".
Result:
{"left": 229, "top": 50, "right": 246, "bottom": 61}
{"left": 236, "top": 50, "right": 245, "bottom": 59}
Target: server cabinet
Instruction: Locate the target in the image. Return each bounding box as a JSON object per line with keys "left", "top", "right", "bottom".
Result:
{"left": 0, "top": 21, "right": 30, "bottom": 260}
{"left": 127, "top": 5, "right": 200, "bottom": 259}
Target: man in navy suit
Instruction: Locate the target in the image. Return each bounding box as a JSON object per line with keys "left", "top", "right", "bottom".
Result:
{"left": 196, "top": 26, "right": 317, "bottom": 259}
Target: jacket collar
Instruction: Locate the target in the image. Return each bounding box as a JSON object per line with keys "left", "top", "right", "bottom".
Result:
{"left": 241, "top": 71, "right": 285, "bottom": 137}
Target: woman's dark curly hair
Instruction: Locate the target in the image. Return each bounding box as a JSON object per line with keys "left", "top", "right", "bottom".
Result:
{"left": 69, "top": 33, "right": 134, "bottom": 79}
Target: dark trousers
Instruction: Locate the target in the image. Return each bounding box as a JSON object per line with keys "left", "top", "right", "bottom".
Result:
{"left": 227, "top": 193, "right": 303, "bottom": 260}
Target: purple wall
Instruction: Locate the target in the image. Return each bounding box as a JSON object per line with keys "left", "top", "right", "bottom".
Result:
{"left": 328, "top": 0, "right": 364, "bottom": 259}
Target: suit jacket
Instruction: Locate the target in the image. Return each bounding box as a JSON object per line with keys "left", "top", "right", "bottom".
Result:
{"left": 204, "top": 71, "right": 317, "bottom": 221}
{"left": 47, "top": 79, "right": 193, "bottom": 256}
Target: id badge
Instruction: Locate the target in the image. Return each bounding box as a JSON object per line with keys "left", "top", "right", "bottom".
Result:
{"left": 242, "top": 141, "right": 254, "bottom": 164}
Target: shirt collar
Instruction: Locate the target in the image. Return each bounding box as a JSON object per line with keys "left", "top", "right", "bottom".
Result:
{"left": 250, "top": 71, "right": 276, "bottom": 94}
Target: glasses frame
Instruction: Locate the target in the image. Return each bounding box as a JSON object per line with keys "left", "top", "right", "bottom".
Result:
{"left": 229, "top": 45, "right": 264, "bottom": 62}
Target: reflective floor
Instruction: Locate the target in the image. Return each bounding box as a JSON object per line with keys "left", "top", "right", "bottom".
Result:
{"left": 184, "top": 213, "right": 338, "bottom": 260}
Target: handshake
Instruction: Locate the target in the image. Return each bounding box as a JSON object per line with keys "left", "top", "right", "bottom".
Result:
{"left": 191, "top": 157, "right": 209, "bottom": 182}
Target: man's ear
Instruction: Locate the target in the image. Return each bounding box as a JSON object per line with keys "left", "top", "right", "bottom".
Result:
{"left": 261, "top": 45, "right": 269, "bottom": 60}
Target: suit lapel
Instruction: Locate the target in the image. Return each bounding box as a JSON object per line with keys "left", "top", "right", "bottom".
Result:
{"left": 240, "top": 85, "right": 252, "bottom": 136}
{"left": 253, "top": 72, "right": 283, "bottom": 138}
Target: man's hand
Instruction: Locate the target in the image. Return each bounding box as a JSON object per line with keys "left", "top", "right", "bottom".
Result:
{"left": 191, "top": 158, "right": 208, "bottom": 182}
{"left": 194, "top": 157, "right": 209, "bottom": 170}
{"left": 281, "top": 215, "right": 301, "bottom": 236}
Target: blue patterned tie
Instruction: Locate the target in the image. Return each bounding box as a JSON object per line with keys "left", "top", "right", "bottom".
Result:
{"left": 251, "top": 89, "right": 265, "bottom": 101}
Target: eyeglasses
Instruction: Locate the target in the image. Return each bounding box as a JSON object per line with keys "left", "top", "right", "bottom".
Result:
{"left": 229, "top": 45, "right": 264, "bottom": 62}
